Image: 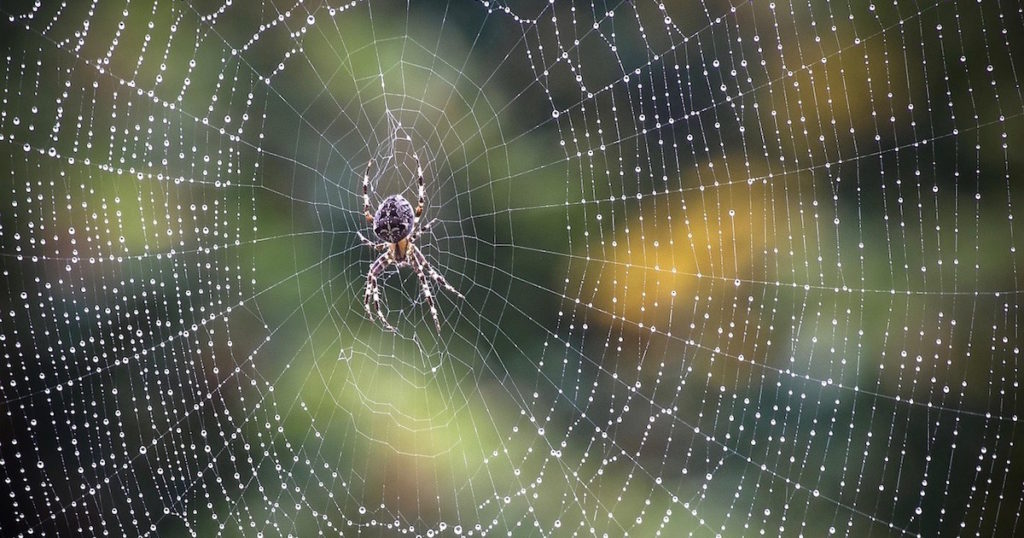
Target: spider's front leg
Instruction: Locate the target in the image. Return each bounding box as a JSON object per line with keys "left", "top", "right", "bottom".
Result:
{"left": 363, "top": 160, "right": 375, "bottom": 223}
{"left": 413, "top": 153, "right": 425, "bottom": 218}
{"left": 365, "top": 253, "right": 396, "bottom": 332}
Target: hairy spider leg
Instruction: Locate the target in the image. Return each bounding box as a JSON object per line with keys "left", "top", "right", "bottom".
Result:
{"left": 365, "top": 253, "right": 396, "bottom": 331}
{"left": 363, "top": 160, "right": 374, "bottom": 222}
{"left": 412, "top": 246, "right": 464, "bottom": 299}
{"left": 409, "top": 218, "right": 438, "bottom": 243}
{"left": 410, "top": 245, "right": 442, "bottom": 332}
{"left": 356, "top": 231, "right": 387, "bottom": 252}
{"left": 413, "top": 152, "right": 425, "bottom": 218}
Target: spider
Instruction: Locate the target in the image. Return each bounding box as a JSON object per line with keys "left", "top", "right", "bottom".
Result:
{"left": 356, "top": 155, "right": 463, "bottom": 332}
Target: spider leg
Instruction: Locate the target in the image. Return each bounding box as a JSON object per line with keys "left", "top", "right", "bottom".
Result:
{"left": 410, "top": 247, "right": 442, "bottom": 332}
{"left": 363, "top": 160, "right": 374, "bottom": 223}
{"left": 412, "top": 245, "right": 464, "bottom": 299}
{"left": 356, "top": 231, "right": 387, "bottom": 252}
{"left": 365, "top": 253, "right": 396, "bottom": 332}
{"left": 413, "top": 152, "right": 425, "bottom": 218}
{"left": 410, "top": 218, "right": 438, "bottom": 243}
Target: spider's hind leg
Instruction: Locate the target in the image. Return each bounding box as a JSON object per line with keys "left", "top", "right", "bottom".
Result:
{"left": 365, "top": 253, "right": 396, "bottom": 332}
{"left": 413, "top": 246, "right": 464, "bottom": 299}
{"left": 411, "top": 252, "right": 443, "bottom": 333}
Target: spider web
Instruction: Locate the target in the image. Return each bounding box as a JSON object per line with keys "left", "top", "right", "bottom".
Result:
{"left": 1, "top": 0, "right": 1022, "bottom": 536}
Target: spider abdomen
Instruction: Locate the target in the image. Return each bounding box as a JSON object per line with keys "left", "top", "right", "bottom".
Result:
{"left": 373, "top": 194, "right": 416, "bottom": 243}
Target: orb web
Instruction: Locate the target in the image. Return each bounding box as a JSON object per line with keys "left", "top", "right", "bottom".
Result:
{"left": 1, "top": 0, "right": 1022, "bottom": 536}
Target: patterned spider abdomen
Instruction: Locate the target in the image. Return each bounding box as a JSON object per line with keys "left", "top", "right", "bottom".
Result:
{"left": 373, "top": 194, "right": 415, "bottom": 243}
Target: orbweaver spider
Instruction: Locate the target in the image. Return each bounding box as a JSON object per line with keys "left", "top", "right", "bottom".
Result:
{"left": 357, "top": 155, "right": 463, "bottom": 332}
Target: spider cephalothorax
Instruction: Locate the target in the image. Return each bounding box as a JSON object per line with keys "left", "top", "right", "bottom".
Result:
{"left": 357, "top": 156, "right": 463, "bottom": 332}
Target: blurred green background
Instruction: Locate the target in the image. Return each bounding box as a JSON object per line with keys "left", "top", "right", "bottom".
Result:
{"left": 1, "top": 0, "right": 1023, "bottom": 536}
